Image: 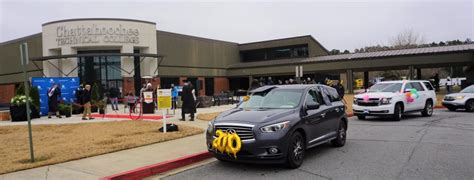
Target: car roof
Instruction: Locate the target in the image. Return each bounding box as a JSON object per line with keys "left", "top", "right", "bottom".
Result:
{"left": 377, "top": 80, "right": 430, "bottom": 84}
{"left": 250, "top": 84, "right": 325, "bottom": 92}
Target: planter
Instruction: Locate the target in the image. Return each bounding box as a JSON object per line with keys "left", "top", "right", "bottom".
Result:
{"left": 60, "top": 110, "right": 72, "bottom": 117}
{"left": 9, "top": 105, "right": 40, "bottom": 122}
{"left": 72, "top": 107, "right": 83, "bottom": 114}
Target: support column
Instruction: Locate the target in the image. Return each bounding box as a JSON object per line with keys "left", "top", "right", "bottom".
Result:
{"left": 416, "top": 68, "right": 422, "bottom": 80}
{"left": 346, "top": 69, "right": 354, "bottom": 94}
{"left": 363, "top": 71, "right": 369, "bottom": 89}
{"left": 408, "top": 66, "right": 415, "bottom": 80}
{"left": 249, "top": 76, "right": 253, "bottom": 87}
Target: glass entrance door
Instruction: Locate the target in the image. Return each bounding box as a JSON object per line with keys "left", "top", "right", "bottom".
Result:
{"left": 78, "top": 50, "right": 122, "bottom": 90}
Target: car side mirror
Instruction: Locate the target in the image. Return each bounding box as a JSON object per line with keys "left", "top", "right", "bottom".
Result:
{"left": 306, "top": 102, "right": 320, "bottom": 110}
{"left": 404, "top": 89, "right": 411, "bottom": 93}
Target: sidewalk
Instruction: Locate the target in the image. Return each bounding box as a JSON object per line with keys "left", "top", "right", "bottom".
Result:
{"left": 0, "top": 105, "right": 234, "bottom": 180}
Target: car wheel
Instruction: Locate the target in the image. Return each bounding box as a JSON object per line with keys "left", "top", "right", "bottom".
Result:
{"left": 466, "top": 100, "right": 474, "bottom": 112}
{"left": 447, "top": 107, "right": 457, "bottom": 111}
{"left": 331, "top": 121, "right": 347, "bottom": 147}
{"left": 286, "top": 132, "right": 305, "bottom": 169}
{"left": 357, "top": 115, "right": 366, "bottom": 120}
{"left": 421, "top": 100, "right": 433, "bottom": 117}
{"left": 392, "top": 103, "right": 402, "bottom": 121}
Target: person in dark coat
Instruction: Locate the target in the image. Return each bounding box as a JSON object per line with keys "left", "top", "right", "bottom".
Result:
{"left": 82, "top": 84, "right": 94, "bottom": 120}
{"left": 180, "top": 81, "right": 196, "bottom": 121}
{"left": 48, "top": 83, "right": 62, "bottom": 118}
{"left": 109, "top": 85, "right": 120, "bottom": 111}
{"left": 335, "top": 80, "right": 345, "bottom": 99}
{"left": 432, "top": 73, "right": 440, "bottom": 92}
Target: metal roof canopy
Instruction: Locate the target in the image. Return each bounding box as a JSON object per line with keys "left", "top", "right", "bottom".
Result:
{"left": 29, "top": 53, "right": 165, "bottom": 78}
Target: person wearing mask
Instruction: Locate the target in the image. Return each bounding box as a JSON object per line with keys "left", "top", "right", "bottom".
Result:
{"left": 180, "top": 81, "right": 196, "bottom": 121}
{"left": 278, "top": 80, "right": 283, "bottom": 85}
{"left": 109, "top": 85, "right": 120, "bottom": 111}
{"left": 48, "top": 83, "right": 62, "bottom": 118}
{"left": 171, "top": 84, "right": 178, "bottom": 110}
{"left": 82, "top": 84, "right": 94, "bottom": 120}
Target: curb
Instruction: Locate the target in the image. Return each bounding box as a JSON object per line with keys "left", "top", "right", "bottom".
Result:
{"left": 101, "top": 151, "right": 212, "bottom": 180}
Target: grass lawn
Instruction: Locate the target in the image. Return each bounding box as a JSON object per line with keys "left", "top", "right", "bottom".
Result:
{"left": 0, "top": 121, "right": 203, "bottom": 174}
{"left": 196, "top": 94, "right": 446, "bottom": 121}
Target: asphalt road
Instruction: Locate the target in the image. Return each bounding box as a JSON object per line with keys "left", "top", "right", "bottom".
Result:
{"left": 164, "top": 109, "right": 474, "bottom": 180}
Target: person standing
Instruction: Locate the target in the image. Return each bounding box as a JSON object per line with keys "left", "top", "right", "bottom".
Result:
{"left": 446, "top": 76, "right": 452, "bottom": 94}
{"left": 47, "top": 83, "right": 62, "bottom": 119}
{"left": 125, "top": 92, "right": 136, "bottom": 113}
{"left": 180, "top": 81, "right": 196, "bottom": 121}
{"left": 171, "top": 83, "right": 178, "bottom": 110}
{"left": 109, "top": 85, "right": 120, "bottom": 111}
{"left": 82, "top": 84, "right": 94, "bottom": 120}
{"left": 75, "top": 84, "right": 85, "bottom": 113}
{"left": 432, "top": 73, "right": 440, "bottom": 92}
{"left": 335, "top": 80, "right": 345, "bottom": 100}
{"left": 248, "top": 79, "right": 260, "bottom": 93}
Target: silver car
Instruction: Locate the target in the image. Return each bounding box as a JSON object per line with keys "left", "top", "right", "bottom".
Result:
{"left": 442, "top": 85, "right": 474, "bottom": 112}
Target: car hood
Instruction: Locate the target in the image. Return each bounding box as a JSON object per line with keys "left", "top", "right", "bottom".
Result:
{"left": 214, "top": 108, "right": 297, "bottom": 124}
{"left": 355, "top": 92, "right": 400, "bottom": 99}
{"left": 445, "top": 93, "right": 472, "bottom": 97}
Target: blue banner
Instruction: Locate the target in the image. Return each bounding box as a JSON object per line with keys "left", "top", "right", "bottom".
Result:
{"left": 31, "top": 77, "right": 80, "bottom": 116}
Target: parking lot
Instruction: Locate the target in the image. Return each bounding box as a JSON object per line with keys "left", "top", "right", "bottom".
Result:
{"left": 163, "top": 109, "right": 474, "bottom": 180}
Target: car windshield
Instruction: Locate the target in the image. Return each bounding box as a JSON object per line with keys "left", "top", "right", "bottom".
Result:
{"left": 368, "top": 83, "right": 403, "bottom": 92}
{"left": 239, "top": 88, "right": 303, "bottom": 109}
{"left": 460, "top": 85, "right": 474, "bottom": 93}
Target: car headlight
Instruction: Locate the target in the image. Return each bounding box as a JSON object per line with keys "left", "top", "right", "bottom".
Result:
{"left": 353, "top": 98, "right": 358, "bottom": 105}
{"left": 207, "top": 120, "right": 214, "bottom": 135}
{"left": 455, "top": 96, "right": 465, "bottom": 100}
{"left": 380, "top": 98, "right": 392, "bottom": 105}
{"left": 260, "top": 121, "right": 290, "bottom": 133}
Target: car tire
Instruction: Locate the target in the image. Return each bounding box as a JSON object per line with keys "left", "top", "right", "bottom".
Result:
{"left": 447, "top": 107, "right": 457, "bottom": 111}
{"left": 466, "top": 100, "right": 474, "bottom": 112}
{"left": 357, "top": 115, "right": 366, "bottom": 120}
{"left": 286, "top": 131, "right": 305, "bottom": 169}
{"left": 392, "top": 103, "right": 402, "bottom": 121}
{"left": 331, "top": 121, "right": 347, "bottom": 147}
{"left": 421, "top": 100, "right": 433, "bottom": 117}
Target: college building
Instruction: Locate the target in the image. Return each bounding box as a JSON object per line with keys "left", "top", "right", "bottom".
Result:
{"left": 1, "top": 18, "right": 473, "bottom": 104}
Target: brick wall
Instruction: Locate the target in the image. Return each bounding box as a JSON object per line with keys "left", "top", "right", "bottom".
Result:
{"left": 214, "top": 77, "right": 229, "bottom": 94}
{"left": 0, "top": 84, "right": 16, "bottom": 104}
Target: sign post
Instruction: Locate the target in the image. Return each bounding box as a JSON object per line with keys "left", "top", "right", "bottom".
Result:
{"left": 157, "top": 89, "right": 172, "bottom": 133}
{"left": 20, "top": 43, "right": 35, "bottom": 162}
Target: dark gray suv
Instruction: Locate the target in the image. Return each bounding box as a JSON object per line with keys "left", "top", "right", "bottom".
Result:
{"left": 206, "top": 84, "right": 348, "bottom": 168}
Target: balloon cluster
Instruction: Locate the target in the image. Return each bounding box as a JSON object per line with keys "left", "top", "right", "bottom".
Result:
{"left": 363, "top": 94, "right": 370, "bottom": 102}
{"left": 405, "top": 89, "right": 419, "bottom": 103}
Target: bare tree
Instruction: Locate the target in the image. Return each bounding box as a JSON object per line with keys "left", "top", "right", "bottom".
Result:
{"left": 390, "top": 29, "right": 425, "bottom": 49}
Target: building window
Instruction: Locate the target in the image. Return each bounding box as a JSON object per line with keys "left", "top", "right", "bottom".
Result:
{"left": 241, "top": 44, "right": 308, "bottom": 62}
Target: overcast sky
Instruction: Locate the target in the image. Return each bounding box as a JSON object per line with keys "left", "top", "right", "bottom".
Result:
{"left": 0, "top": 0, "right": 472, "bottom": 51}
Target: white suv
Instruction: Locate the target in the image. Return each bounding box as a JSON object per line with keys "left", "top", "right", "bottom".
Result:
{"left": 353, "top": 80, "right": 437, "bottom": 121}
{"left": 442, "top": 85, "right": 474, "bottom": 112}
